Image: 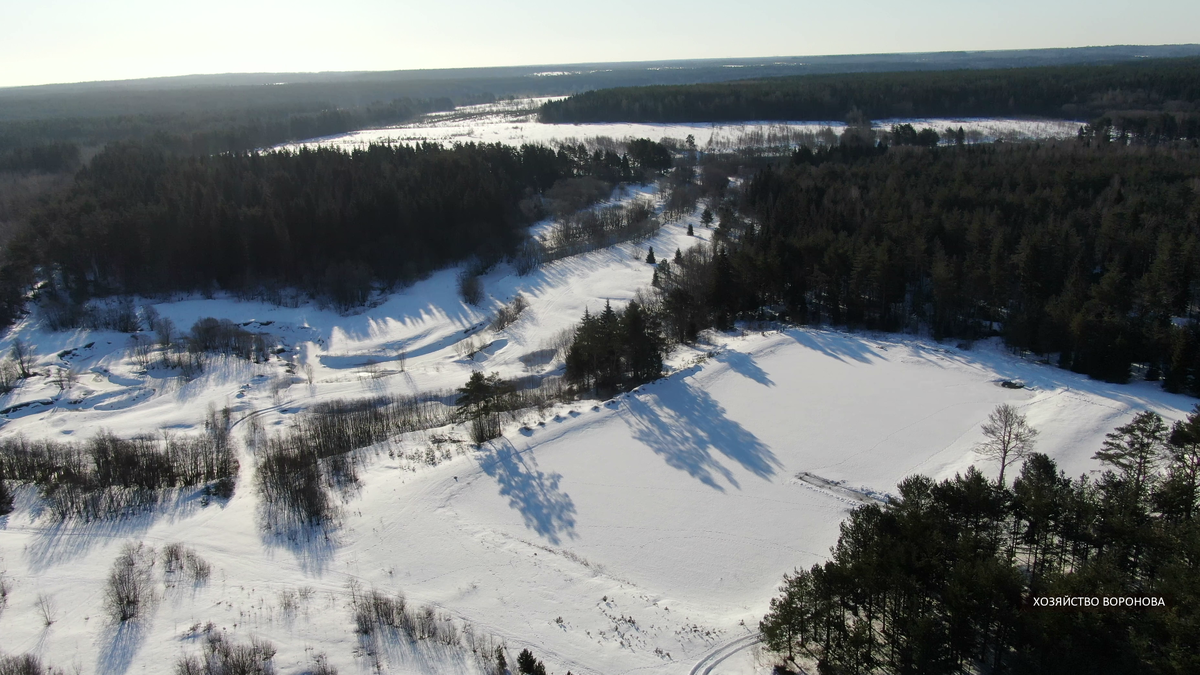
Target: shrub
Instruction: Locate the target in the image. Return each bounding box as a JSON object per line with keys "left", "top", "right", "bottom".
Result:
{"left": 176, "top": 631, "right": 276, "bottom": 675}
{"left": 490, "top": 294, "right": 529, "bottom": 331}
{"left": 162, "top": 543, "right": 211, "bottom": 584}
{"left": 187, "top": 318, "right": 271, "bottom": 362}
{"left": 0, "top": 653, "right": 63, "bottom": 675}
{"left": 104, "top": 543, "right": 154, "bottom": 622}
{"left": 458, "top": 271, "right": 484, "bottom": 306}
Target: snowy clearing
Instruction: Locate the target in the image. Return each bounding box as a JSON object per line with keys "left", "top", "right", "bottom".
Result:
{"left": 274, "top": 98, "right": 1083, "bottom": 154}
{"left": 0, "top": 196, "right": 1193, "bottom": 674}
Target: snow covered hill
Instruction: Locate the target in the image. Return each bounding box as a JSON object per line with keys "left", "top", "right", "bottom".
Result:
{"left": 0, "top": 198, "right": 1194, "bottom": 674}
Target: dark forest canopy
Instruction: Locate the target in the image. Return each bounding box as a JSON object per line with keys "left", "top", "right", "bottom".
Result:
{"left": 0, "top": 97, "right": 454, "bottom": 157}
{"left": 539, "top": 58, "right": 1200, "bottom": 140}
{"left": 0, "top": 138, "right": 671, "bottom": 323}
{"left": 652, "top": 139, "right": 1200, "bottom": 390}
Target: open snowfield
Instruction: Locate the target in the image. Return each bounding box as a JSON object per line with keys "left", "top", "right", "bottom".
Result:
{"left": 1, "top": 192, "right": 1195, "bottom": 674}
{"left": 275, "top": 98, "right": 1084, "bottom": 154}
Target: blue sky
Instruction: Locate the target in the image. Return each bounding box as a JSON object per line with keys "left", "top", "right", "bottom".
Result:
{"left": 2, "top": 0, "right": 1198, "bottom": 87}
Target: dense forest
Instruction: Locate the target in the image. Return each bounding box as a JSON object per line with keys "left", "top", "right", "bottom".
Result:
{"left": 539, "top": 58, "right": 1200, "bottom": 141}
{"left": 761, "top": 408, "right": 1200, "bottom": 675}
{"left": 0, "top": 97, "right": 453, "bottom": 158}
{"left": 0, "top": 138, "right": 674, "bottom": 327}
{"left": 647, "top": 138, "right": 1200, "bottom": 391}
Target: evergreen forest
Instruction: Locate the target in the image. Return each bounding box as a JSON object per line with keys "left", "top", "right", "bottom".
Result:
{"left": 761, "top": 409, "right": 1200, "bottom": 675}
{"left": 539, "top": 58, "right": 1200, "bottom": 141}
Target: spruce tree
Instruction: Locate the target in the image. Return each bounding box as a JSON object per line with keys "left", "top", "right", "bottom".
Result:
{"left": 495, "top": 646, "right": 507, "bottom": 675}
{"left": 687, "top": 223, "right": 694, "bottom": 236}
{"left": 701, "top": 207, "right": 714, "bottom": 227}
{"left": 674, "top": 248, "right": 683, "bottom": 263}
{"left": 623, "top": 301, "right": 664, "bottom": 384}
{"left": 645, "top": 247, "right": 656, "bottom": 264}
{"left": 597, "top": 301, "right": 622, "bottom": 389}
{"left": 516, "top": 649, "right": 537, "bottom": 675}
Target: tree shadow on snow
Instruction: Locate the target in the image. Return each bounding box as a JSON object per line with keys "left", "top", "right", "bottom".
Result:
{"left": 25, "top": 487, "right": 213, "bottom": 572}
{"left": 96, "top": 618, "right": 150, "bottom": 675}
{"left": 257, "top": 509, "right": 340, "bottom": 576}
{"left": 714, "top": 349, "right": 774, "bottom": 386}
{"left": 786, "top": 328, "right": 881, "bottom": 364}
{"left": 622, "top": 380, "right": 779, "bottom": 491}
{"left": 359, "top": 627, "right": 480, "bottom": 675}
{"left": 478, "top": 438, "right": 576, "bottom": 545}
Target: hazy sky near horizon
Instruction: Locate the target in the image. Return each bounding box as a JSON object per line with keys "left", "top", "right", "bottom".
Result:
{"left": 2, "top": 0, "right": 1199, "bottom": 88}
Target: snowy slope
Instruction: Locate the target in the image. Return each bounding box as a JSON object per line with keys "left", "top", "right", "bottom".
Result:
{"left": 0, "top": 199, "right": 1195, "bottom": 674}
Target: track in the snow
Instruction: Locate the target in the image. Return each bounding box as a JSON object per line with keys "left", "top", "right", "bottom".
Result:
{"left": 688, "top": 633, "right": 762, "bottom": 675}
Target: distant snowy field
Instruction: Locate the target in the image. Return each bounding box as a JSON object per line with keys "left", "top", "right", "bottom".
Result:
{"left": 274, "top": 98, "right": 1084, "bottom": 153}
{"left": 0, "top": 195, "right": 1188, "bottom": 671}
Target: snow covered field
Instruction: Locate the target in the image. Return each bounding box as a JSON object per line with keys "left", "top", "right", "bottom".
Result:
{"left": 1, "top": 192, "right": 1194, "bottom": 673}
{"left": 275, "top": 98, "right": 1084, "bottom": 154}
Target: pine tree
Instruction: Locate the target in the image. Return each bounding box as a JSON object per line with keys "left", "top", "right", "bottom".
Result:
{"left": 495, "top": 646, "right": 507, "bottom": 675}
{"left": 1163, "top": 406, "right": 1200, "bottom": 521}
{"left": 645, "top": 247, "right": 656, "bottom": 264}
{"left": 701, "top": 207, "right": 714, "bottom": 227}
{"left": 687, "top": 223, "right": 694, "bottom": 236}
{"left": 674, "top": 248, "right": 683, "bottom": 264}
{"left": 516, "top": 649, "right": 537, "bottom": 675}
{"left": 1095, "top": 410, "right": 1168, "bottom": 505}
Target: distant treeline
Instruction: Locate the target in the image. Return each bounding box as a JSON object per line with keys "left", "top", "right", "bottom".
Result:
{"left": 762, "top": 409, "right": 1200, "bottom": 675}
{"left": 0, "top": 97, "right": 452, "bottom": 157}
{"left": 539, "top": 58, "right": 1200, "bottom": 140}
{"left": 654, "top": 139, "right": 1200, "bottom": 388}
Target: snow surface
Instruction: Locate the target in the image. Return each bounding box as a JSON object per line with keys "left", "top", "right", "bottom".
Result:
{"left": 1, "top": 196, "right": 1195, "bottom": 674}
{"left": 274, "top": 98, "right": 1083, "bottom": 154}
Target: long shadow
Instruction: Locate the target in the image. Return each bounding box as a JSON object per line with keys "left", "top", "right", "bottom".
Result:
{"left": 928, "top": 338, "right": 1200, "bottom": 413}
{"left": 96, "top": 619, "right": 150, "bottom": 675}
{"left": 363, "top": 625, "right": 479, "bottom": 674}
{"left": 26, "top": 487, "right": 212, "bottom": 572}
{"left": 622, "top": 380, "right": 779, "bottom": 491}
{"left": 715, "top": 349, "right": 774, "bottom": 386}
{"left": 257, "top": 500, "right": 340, "bottom": 576}
{"left": 477, "top": 438, "right": 576, "bottom": 545}
{"left": 786, "top": 328, "right": 881, "bottom": 364}
{"left": 259, "top": 523, "right": 339, "bottom": 576}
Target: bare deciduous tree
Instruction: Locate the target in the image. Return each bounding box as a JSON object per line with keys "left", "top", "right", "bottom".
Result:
{"left": 36, "top": 593, "right": 56, "bottom": 626}
{"left": 51, "top": 367, "right": 78, "bottom": 393}
{"left": 129, "top": 334, "right": 153, "bottom": 369}
{"left": 10, "top": 339, "right": 34, "bottom": 378}
{"left": 975, "top": 403, "right": 1039, "bottom": 487}
{"left": 105, "top": 543, "right": 154, "bottom": 622}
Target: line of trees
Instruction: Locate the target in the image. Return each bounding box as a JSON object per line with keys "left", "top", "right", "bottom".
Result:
{"left": 539, "top": 57, "right": 1200, "bottom": 141}
{"left": 0, "top": 407, "right": 236, "bottom": 519}
{"left": 256, "top": 393, "right": 453, "bottom": 528}
{"left": 762, "top": 407, "right": 1200, "bottom": 675}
